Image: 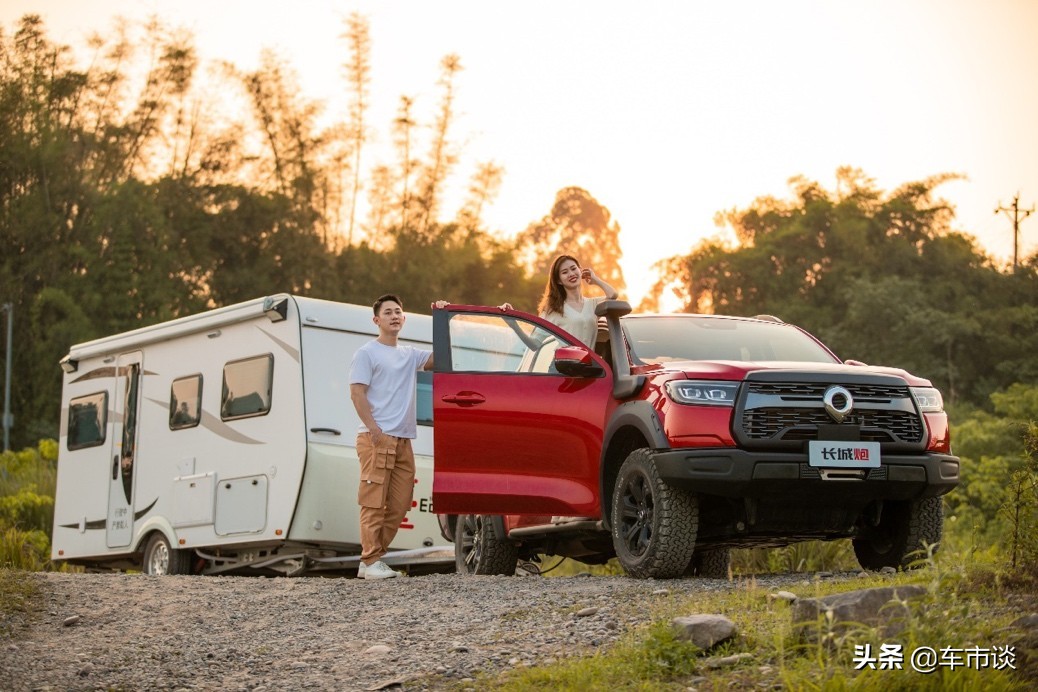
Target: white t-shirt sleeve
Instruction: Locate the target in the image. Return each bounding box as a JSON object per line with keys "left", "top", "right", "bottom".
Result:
{"left": 413, "top": 348, "right": 432, "bottom": 372}
{"left": 348, "top": 348, "right": 373, "bottom": 386}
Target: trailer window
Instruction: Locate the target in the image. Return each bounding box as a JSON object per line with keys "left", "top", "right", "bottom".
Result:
{"left": 221, "top": 355, "right": 274, "bottom": 420}
{"left": 170, "top": 375, "right": 202, "bottom": 430}
{"left": 67, "top": 392, "right": 108, "bottom": 450}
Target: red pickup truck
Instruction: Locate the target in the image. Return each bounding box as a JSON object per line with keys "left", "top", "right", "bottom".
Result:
{"left": 431, "top": 301, "right": 960, "bottom": 579}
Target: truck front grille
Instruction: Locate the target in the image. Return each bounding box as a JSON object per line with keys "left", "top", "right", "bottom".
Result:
{"left": 736, "top": 378, "right": 926, "bottom": 450}
{"left": 742, "top": 408, "right": 924, "bottom": 443}
{"left": 746, "top": 382, "right": 908, "bottom": 401}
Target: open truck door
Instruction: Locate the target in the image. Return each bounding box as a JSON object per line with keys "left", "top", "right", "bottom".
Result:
{"left": 430, "top": 305, "right": 613, "bottom": 517}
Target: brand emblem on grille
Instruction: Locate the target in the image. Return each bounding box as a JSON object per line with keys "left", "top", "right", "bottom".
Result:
{"left": 823, "top": 386, "right": 853, "bottom": 423}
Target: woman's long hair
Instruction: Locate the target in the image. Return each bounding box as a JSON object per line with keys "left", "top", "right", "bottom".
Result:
{"left": 537, "top": 254, "right": 580, "bottom": 316}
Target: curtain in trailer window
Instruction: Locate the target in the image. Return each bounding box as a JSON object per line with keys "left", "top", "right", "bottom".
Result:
{"left": 67, "top": 392, "right": 108, "bottom": 450}
{"left": 221, "top": 354, "right": 274, "bottom": 420}
{"left": 170, "top": 375, "right": 203, "bottom": 429}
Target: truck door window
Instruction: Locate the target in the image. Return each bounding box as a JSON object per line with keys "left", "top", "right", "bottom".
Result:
{"left": 448, "top": 314, "right": 565, "bottom": 375}
{"left": 221, "top": 354, "right": 274, "bottom": 420}
{"left": 67, "top": 391, "right": 108, "bottom": 450}
{"left": 169, "top": 374, "right": 203, "bottom": 429}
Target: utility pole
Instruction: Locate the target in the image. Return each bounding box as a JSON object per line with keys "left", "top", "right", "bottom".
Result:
{"left": 995, "top": 193, "right": 1035, "bottom": 272}
{"left": 1, "top": 302, "right": 11, "bottom": 452}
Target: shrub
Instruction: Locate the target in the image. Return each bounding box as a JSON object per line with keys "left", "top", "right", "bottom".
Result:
{"left": 1, "top": 441, "right": 60, "bottom": 571}
{"left": 734, "top": 540, "right": 858, "bottom": 575}
{"left": 0, "top": 489, "right": 54, "bottom": 535}
{"left": 0, "top": 526, "right": 51, "bottom": 571}
{"left": 0, "top": 441, "right": 58, "bottom": 498}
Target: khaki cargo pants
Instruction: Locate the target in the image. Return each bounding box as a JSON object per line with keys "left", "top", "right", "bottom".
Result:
{"left": 356, "top": 432, "right": 416, "bottom": 565}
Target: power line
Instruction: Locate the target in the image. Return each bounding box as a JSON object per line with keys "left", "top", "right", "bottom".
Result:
{"left": 995, "top": 193, "right": 1035, "bottom": 272}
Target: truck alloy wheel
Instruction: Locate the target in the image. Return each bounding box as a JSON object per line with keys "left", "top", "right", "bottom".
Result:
{"left": 454, "top": 514, "right": 519, "bottom": 576}
{"left": 610, "top": 449, "right": 698, "bottom": 579}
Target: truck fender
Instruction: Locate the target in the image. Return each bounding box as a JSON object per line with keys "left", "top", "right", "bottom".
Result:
{"left": 599, "top": 400, "right": 669, "bottom": 527}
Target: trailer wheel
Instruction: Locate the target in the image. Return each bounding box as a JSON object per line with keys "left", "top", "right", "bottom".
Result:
{"left": 454, "top": 514, "right": 519, "bottom": 575}
{"left": 143, "top": 533, "right": 193, "bottom": 575}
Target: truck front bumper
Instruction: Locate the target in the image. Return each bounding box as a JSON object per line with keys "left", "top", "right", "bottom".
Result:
{"left": 652, "top": 448, "right": 960, "bottom": 502}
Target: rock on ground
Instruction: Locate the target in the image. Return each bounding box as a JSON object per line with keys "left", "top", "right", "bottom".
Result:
{"left": 1, "top": 570, "right": 835, "bottom": 691}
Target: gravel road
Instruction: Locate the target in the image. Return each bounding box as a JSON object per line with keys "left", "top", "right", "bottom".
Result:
{"left": 1, "top": 570, "right": 834, "bottom": 691}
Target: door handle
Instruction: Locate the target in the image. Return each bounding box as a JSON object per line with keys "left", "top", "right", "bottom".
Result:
{"left": 310, "top": 427, "right": 342, "bottom": 435}
{"left": 112, "top": 455, "right": 119, "bottom": 480}
{"left": 441, "top": 392, "right": 486, "bottom": 406}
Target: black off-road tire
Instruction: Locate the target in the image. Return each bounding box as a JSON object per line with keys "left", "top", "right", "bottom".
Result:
{"left": 853, "top": 496, "right": 943, "bottom": 571}
{"left": 685, "top": 548, "right": 732, "bottom": 579}
{"left": 142, "top": 533, "right": 193, "bottom": 575}
{"left": 611, "top": 449, "right": 698, "bottom": 579}
{"left": 455, "top": 514, "right": 519, "bottom": 576}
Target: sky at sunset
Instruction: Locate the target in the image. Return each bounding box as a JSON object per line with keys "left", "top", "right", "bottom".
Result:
{"left": 4, "top": 0, "right": 1038, "bottom": 305}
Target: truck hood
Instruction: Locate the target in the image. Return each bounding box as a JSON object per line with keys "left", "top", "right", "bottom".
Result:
{"left": 640, "top": 360, "right": 933, "bottom": 387}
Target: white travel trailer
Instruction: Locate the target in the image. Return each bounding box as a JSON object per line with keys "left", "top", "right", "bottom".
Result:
{"left": 51, "top": 294, "right": 452, "bottom": 576}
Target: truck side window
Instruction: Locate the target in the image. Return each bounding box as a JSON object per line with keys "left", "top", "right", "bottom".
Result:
{"left": 169, "top": 374, "right": 203, "bottom": 430}
{"left": 221, "top": 354, "right": 274, "bottom": 421}
{"left": 448, "top": 314, "right": 565, "bottom": 375}
{"left": 67, "top": 392, "right": 108, "bottom": 450}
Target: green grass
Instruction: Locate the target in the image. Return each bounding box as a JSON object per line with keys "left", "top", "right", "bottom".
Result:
{"left": 0, "top": 568, "right": 43, "bottom": 638}
{"left": 0, "top": 525, "right": 52, "bottom": 570}
{"left": 538, "top": 539, "right": 862, "bottom": 580}
{"left": 461, "top": 552, "right": 1031, "bottom": 691}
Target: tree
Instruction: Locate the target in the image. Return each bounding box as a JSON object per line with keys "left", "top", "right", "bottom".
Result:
{"left": 946, "top": 384, "right": 1038, "bottom": 552}
{"left": 0, "top": 13, "right": 543, "bottom": 448}
{"left": 416, "top": 54, "right": 462, "bottom": 237}
{"left": 457, "top": 161, "right": 504, "bottom": 233}
{"left": 646, "top": 168, "right": 1036, "bottom": 408}
{"left": 515, "top": 187, "right": 626, "bottom": 294}
{"left": 363, "top": 222, "right": 540, "bottom": 312}
{"left": 391, "top": 95, "right": 418, "bottom": 234}
{"left": 1, "top": 16, "right": 211, "bottom": 442}
{"left": 341, "top": 11, "right": 371, "bottom": 246}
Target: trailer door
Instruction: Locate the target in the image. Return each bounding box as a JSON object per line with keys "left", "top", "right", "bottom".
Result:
{"left": 107, "top": 352, "right": 142, "bottom": 548}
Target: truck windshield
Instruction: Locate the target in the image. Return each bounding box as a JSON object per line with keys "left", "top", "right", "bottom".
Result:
{"left": 622, "top": 316, "right": 840, "bottom": 365}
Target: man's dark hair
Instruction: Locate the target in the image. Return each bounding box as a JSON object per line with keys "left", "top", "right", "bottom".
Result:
{"left": 373, "top": 293, "right": 403, "bottom": 315}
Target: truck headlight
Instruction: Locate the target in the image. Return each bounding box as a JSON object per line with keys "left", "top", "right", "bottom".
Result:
{"left": 911, "top": 386, "right": 944, "bottom": 413}
{"left": 665, "top": 380, "right": 739, "bottom": 406}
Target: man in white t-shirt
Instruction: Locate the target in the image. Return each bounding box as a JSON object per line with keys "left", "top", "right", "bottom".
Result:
{"left": 349, "top": 294, "right": 445, "bottom": 579}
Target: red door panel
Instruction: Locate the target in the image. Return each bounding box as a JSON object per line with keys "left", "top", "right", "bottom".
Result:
{"left": 432, "top": 307, "right": 613, "bottom": 516}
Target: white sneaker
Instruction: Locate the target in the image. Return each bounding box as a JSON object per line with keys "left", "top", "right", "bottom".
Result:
{"left": 363, "top": 560, "right": 402, "bottom": 580}
{"left": 357, "top": 561, "right": 367, "bottom": 578}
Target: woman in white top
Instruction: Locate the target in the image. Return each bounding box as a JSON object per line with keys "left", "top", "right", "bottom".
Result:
{"left": 538, "top": 254, "right": 619, "bottom": 348}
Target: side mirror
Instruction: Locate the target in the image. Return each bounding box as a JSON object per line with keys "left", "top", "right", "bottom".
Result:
{"left": 554, "top": 345, "right": 604, "bottom": 378}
